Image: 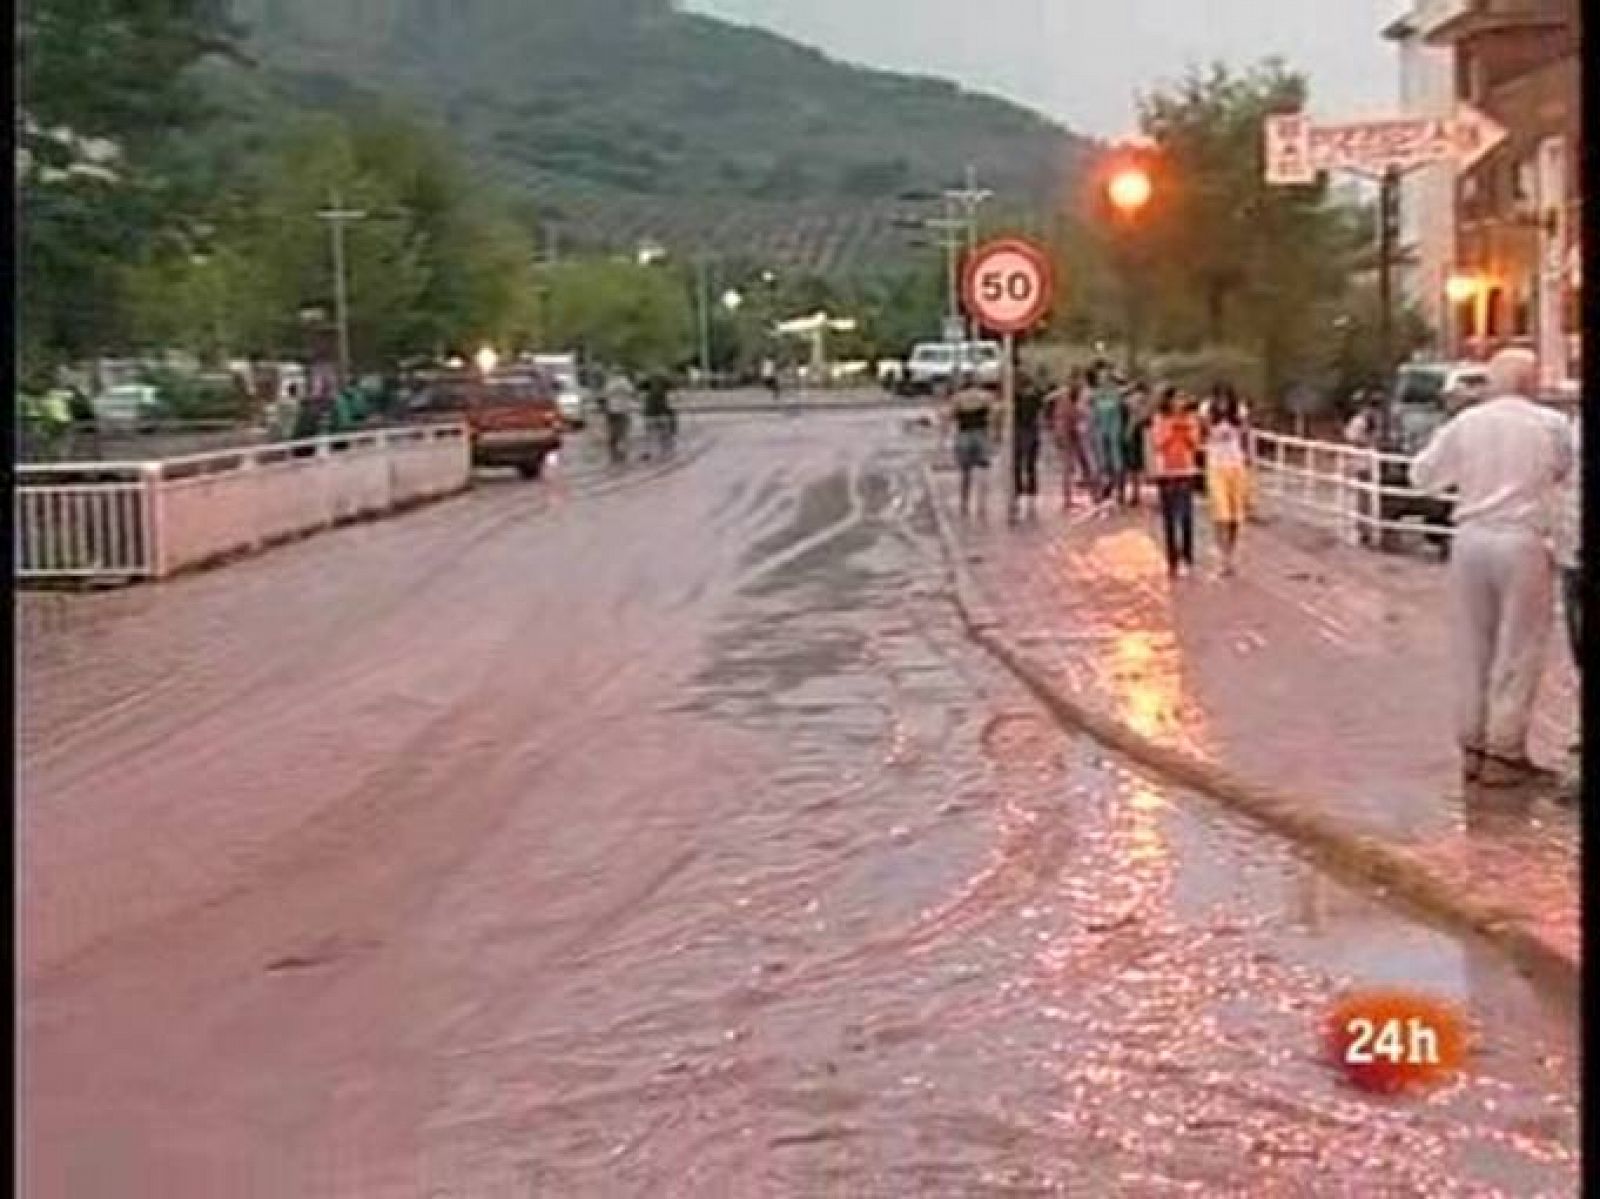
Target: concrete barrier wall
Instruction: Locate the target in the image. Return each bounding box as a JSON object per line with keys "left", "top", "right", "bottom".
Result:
{"left": 17, "top": 425, "right": 470, "bottom": 583}
{"left": 152, "top": 425, "right": 470, "bottom": 576}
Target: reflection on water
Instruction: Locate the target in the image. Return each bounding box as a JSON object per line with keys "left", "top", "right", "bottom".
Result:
{"left": 1124, "top": 781, "right": 1170, "bottom": 870}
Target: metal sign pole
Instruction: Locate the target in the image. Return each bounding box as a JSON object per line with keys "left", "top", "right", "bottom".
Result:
{"left": 1003, "top": 332, "right": 1016, "bottom": 517}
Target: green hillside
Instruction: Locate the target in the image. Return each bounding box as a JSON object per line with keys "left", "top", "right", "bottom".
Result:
{"left": 230, "top": 0, "right": 1094, "bottom": 270}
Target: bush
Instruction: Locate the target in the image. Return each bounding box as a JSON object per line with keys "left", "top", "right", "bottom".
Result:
{"left": 1145, "top": 345, "right": 1266, "bottom": 403}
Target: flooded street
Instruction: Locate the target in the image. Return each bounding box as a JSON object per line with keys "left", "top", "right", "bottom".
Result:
{"left": 20, "top": 411, "right": 1577, "bottom": 1196}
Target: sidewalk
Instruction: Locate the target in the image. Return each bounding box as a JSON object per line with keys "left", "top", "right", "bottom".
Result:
{"left": 927, "top": 465, "right": 1579, "bottom": 977}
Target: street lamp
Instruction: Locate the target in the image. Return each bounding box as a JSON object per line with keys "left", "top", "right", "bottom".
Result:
{"left": 474, "top": 345, "right": 500, "bottom": 375}
{"left": 1107, "top": 167, "right": 1153, "bottom": 218}
{"left": 721, "top": 289, "right": 744, "bottom": 312}
{"left": 1104, "top": 163, "right": 1154, "bottom": 372}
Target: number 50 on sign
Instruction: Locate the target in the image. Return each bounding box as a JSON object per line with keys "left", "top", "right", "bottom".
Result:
{"left": 962, "top": 238, "right": 1056, "bottom": 335}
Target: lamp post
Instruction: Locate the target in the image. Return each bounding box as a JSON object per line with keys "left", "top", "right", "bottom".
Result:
{"left": 1106, "top": 165, "right": 1153, "bottom": 374}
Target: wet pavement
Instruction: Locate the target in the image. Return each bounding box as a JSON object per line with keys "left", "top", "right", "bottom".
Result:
{"left": 20, "top": 411, "right": 1578, "bottom": 1196}
{"left": 932, "top": 459, "right": 1580, "bottom": 972}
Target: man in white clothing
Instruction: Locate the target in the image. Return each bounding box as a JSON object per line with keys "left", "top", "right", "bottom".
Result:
{"left": 1410, "top": 348, "right": 1574, "bottom": 787}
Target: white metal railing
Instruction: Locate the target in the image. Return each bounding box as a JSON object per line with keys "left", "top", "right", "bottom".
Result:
{"left": 16, "top": 424, "right": 469, "bottom": 583}
{"left": 1248, "top": 428, "right": 1579, "bottom": 552}
{"left": 15, "top": 462, "right": 157, "bottom": 579}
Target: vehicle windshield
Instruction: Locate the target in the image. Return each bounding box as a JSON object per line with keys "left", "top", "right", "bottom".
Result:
{"left": 912, "top": 346, "right": 952, "bottom": 363}
{"left": 1395, "top": 368, "right": 1447, "bottom": 405}
{"left": 486, "top": 374, "right": 552, "bottom": 404}
{"left": 409, "top": 381, "right": 472, "bottom": 412}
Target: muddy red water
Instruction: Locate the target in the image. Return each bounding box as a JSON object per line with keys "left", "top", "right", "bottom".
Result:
{"left": 19, "top": 410, "right": 1578, "bottom": 1196}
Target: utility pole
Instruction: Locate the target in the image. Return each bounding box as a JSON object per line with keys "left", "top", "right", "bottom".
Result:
{"left": 1377, "top": 167, "right": 1399, "bottom": 388}
{"left": 895, "top": 175, "right": 988, "bottom": 343}
{"left": 945, "top": 164, "right": 993, "bottom": 258}
{"left": 317, "top": 190, "right": 368, "bottom": 388}
{"left": 919, "top": 214, "right": 967, "bottom": 341}
{"left": 944, "top": 165, "right": 993, "bottom": 339}
{"left": 696, "top": 255, "right": 712, "bottom": 381}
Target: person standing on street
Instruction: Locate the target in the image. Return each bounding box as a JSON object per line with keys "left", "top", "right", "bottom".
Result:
{"left": 1344, "top": 391, "right": 1382, "bottom": 447}
{"left": 1078, "top": 372, "right": 1102, "bottom": 498}
{"left": 1120, "top": 381, "right": 1151, "bottom": 507}
{"left": 1150, "top": 386, "right": 1202, "bottom": 576}
{"left": 1410, "top": 348, "right": 1574, "bottom": 788}
{"left": 1049, "top": 371, "right": 1089, "bottom": 511}
{"left": 1343, "top": 390, "right": 1388, "bottom": 544}
{"left": 1203, "top": 386, "right": 1251, "bottom": 575}
{"left": 1010, "top": 367, "right": 1046, "bottom": 520}
{"left": 1088, "top": 367, "right": 1126, "bottom": 507}
{"left": 602, "top": 369, "right": 637, "bottom": 464}
{"left": 1550, "top": 408, "right": 1580, "bottom": 765}
{"left": 947, "top": 370, "right": 998, "bottom": 519}
{"left": 640, "top": 370, "right": 674, "bottom": 459}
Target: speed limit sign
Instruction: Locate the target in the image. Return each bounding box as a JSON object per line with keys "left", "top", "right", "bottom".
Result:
{"left": 962, "top": 237, "right": 1055, "bottom": 335}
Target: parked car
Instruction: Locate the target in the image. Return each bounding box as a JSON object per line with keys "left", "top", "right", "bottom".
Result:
{"left": 902, "top": 340, "right": 1002, "bottom": 395}
{"left": 92, "top": 384, "right": 162, "bottom": 431}
{"left": 1359, "top": 362, "right": 1489, "bottom": 555}
{"left": 405, "top": 367, "right": 563, "bottom": 479}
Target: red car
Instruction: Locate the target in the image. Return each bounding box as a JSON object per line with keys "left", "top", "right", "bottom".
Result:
{"left": 406, "top": 367, "right": 563, "bottom": 479}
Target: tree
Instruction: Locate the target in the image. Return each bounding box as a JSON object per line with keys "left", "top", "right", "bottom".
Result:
{"left": 119, "top": 108, "right": 544, "bottom": 370}
{"left": 343, "top": 111, "right": 540, "bottom": 355}
{"left": 852, "top": 263, "right": 945, "bottom": 358}
{"left": 19, "top": 0, "right": 242, "bottom": 374}
{"left": 1134, "top": 61, "right": 1365, "bottom": 404}
{"left": 540, "top": 260, "right": 694, "bottom": 372}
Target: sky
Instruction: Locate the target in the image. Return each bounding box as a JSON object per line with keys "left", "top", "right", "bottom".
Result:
{"left": 685, "top": 0, "right": 1404, "bottom": 138}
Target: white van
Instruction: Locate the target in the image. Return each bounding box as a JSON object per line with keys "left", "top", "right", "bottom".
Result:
{"left": 533, "top": 352, "right": 588, "bottom": 427}
{"left": 904, "top": 340, "right": 1002, "bottom": 394}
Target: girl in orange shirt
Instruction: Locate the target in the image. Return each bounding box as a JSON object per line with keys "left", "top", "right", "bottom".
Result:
{"left": 1149, "top": 386, "right": 1202, "bottom": 576}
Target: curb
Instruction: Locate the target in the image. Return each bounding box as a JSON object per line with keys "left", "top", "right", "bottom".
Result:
{"left": 921, "top": 467, "right": 1578, "bottom": 997}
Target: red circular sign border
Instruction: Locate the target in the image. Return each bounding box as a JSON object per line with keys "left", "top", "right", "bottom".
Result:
{"left": 961, "top": 237, "right": 1056, "bottom": 335}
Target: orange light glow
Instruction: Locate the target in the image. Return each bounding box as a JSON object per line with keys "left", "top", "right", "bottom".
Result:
{"left": 1107, "top": 168, "right": 1153, "bottom": 215}
{"left": 1444, "top": 273, "right": 1483, "bottom": 304}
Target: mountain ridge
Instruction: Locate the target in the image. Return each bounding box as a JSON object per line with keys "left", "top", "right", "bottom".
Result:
{"left": 229, "top": 0, "right": 1094, "bottom": 271}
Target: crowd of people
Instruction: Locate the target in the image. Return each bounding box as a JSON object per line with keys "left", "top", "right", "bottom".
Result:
{"left": 939, "top": 346, "right": 1581, "bottom": 795}
{"left": 942, "top": 361, "right": 1256, "bottom": 578}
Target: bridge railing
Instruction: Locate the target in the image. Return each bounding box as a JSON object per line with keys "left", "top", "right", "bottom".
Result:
{"left": 15, "top": 462, "right": 157, "bottom": 580}
{"left": 16, "top": 424, "right": 469, "bottom": 584}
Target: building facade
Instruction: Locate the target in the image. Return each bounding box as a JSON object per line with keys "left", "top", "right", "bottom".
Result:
{"left": 1384, "top": 1, "right": 1462, "bottom": 343}
{"left": 1424, "top": 0, "right": 1581, "bottom": 386}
